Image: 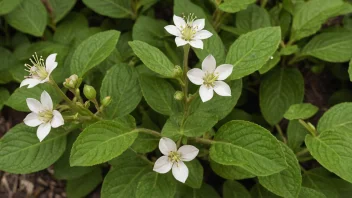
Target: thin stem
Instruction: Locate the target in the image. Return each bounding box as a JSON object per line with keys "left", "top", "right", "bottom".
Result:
{"left": 192, "top": 137, "right": 214, "bottom": 145}
{"left": 298, "top": 119, "right": 317, "bottom": 137}
{"left": 261, "top": 0, "right": 268, "bottom": 7}
{"left": 280, "top": 40, "right": 286, "bottom": 48}
{"left": 275, "top": 124, "right": 287, "bottom": 144}
{"left": 182, "top": 45, "right": 190, "bottom": 106}
{"left": 295, "top": 148, "right": 309, "bottom": 157}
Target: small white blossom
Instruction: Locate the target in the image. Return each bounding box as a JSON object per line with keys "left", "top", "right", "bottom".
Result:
{"left": 20, "top": 53, "right": 58, "bottom": 88}
{"left": 187, "top": 55, "right": 233, "bottom": 102}
{"left": 153, "top": 137, "right": 199, "bottom": 183}
{"left": 164, "top": 14, "right": 213, "bottom": 49}
{"left": 23, "top": 91, "right": 64, "bottom": 142}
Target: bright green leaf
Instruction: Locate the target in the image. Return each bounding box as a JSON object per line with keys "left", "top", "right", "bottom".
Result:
{"left": 284, "top": 103, "right": 319, "bottom": 120}
{"left": 210, "top": 160, "right": 255, "bottom": 180}
{"left": 317, "top": 103, "right": 352, "bottom": 134}
{"left": 82, "top": 0, "right": 133, "bottom": 18}
{"left": 0, "top": 0, "right": 22, "bottom": 15}
{"left": 298, "top": 187, "right": 326, "bottom": 198}
{"left": 219, "top": 0, "right": 256, "bottom": 13}
{"left": 287, "top": 120, "right": 309, "bottom": 153}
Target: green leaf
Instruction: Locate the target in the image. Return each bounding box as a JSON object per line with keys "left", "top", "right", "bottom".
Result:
{"left": 133, "top": 16, "right": 167, "bottom": 48}
{"left": 82, "top": 0, "right": 133, "bottom": 18}
{"left": 258, "top": 51, "right": 280, "bottom": 74}
{"left": 101, "top": 64, "right": 142, "bottom": 118}
{"left": 259, "top": 143, "right": 302, "bottom": 198}
{"left": 349, "top": 59, "right": 352, "bottom": 82}
{"left": 175, "top": 183, "right": 220, "bottom": 198}
{"left": 5, "top": 0, "right": 47, "bottom": 37}
{"left": 47, "top": 0, "right": 76, "bottom": 23}
{"left": 287, "top": 120, "right": 309, "bottom": 153}
{"left": 183, "top": 111, "right": 218, "bottom": 137}
{"left": 332, "top": 178, "right": 352, "bottom": 198}
{"left": 70, "top": 119, "right": 138, "bottom": 166}
{"left": 298, "top": 187, "right": 326, "bottom": 198}
{"left": 139, "top": 75, "right": 181, "bottom": 116}
{"left": 0, "top": 88, "right": 9, "bottom": 110}
{"left": 260, "top": 67, "right": 304, "bottom": 125}
{"left": 210, "top": 160, "right": 255, "bottom": 180}
{"left": 236, "top": 4, "right": 271, "bottom": 34}
{"left": 223, "top": 180, "right": 251, "bottom": 198}
{"left": 0, "top": 0, "right": 22, "bottom": 15}
{"left": 66, "top": 168, "right": 102, "bottom": 198}
{"left": 317, "top": 103, "right": 352, "bottom": 134}
{"left": 210, "top": 121, "right": 287, "bottom": 176}
{"left": 280, "top": 45, "right": 299, "bottom": 56}
{"left": 226, "top": 27, "right": 281, "bottom": 80}
{"left": 0, "top": 47, "right": 18, "bottom": 71}
{"left": 219, "top": 0, "right": 256, "bottom": 13}
{"left": 70, "top": 30, "right": 121, "bottom": 77}
{"left": 130, "top": 40, "right": 175, "bottom": 78}
{"left": 161, "top": 115, "right": 183, "bottom": 141}
{"left": 302, "top": 170, "right": 339, "bottom": 198}
{"left": 301, "top": 32, "right": 352, "bottom": 63}
{"left": 184, "top": 159, "right": 203, "bottom": 189}
{"left": 284, "top": 103, "right": 319, "bottom": 120}
{"left": 250, "top": 184, "right": 280, "bottom": 198}
{"left": 131, "top": 133, "right": 159, "bottom": 154}
{"left": 136, "top": 172, "right": 176, "bottom": 198}
{"left": 0, "top": 124, "right": 67, "bottom": 174}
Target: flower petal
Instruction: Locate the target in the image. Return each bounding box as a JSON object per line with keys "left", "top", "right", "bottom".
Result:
{"left": 26, "top": 98, "right": 42, "bottom": 113}
{"left": 40, "top": 91, "right": 53, "bottom": 110}
{"left": 45, "top": 53, "right": 58, "bottom": 74}
{"left": 192, "top": 19, "right": 205, "bottom": 30}
{"left": 214, "top": 64, "right": 233, "bottom": 80}
{"left": 189, "top": 39, "right": 203, "bottom": 49}
{"left": 159, "top": 137, "right": 177, "bottom": 155}
{"left": 153, "top": 156, "right": 173, "bottom": 174}
{"left": 51, "top": 110, "right": 64, "bottom": 128}
{"left": 165, "top": 25, "right": 181, "bottom": 36}
{"left": 172, "top": 161, "right": 189, "bottom": 183}
{"left": 20, "top": 78, "right": 41, "bottom": 88}
{"left": 24, "top": 113, "right": 42, "bottom": 127}
{"left": 199, "top": 84, "right": 214, "bottom": 102}
{"left": 173, "top": 15, "right": 186, "bottom": 29}
{"left": 178, "top": 145, "right": 199, "bottom": 161}
{"left": 202, "top": 55, "right": 216, "bottom": 73}
{"left": 214, "top": 81, "right": 231, "bottom": 96}
{"left": 175, "top": 37, "right": 188, "bottom": 47}
{"left": 194, "top": 30, "right": 213, "bottom": 40}
{"left": 37, "top": 123, "right": 51, "bottom": 142}
{"left": 187, "top": 68, "right": 204, "bottom": 85}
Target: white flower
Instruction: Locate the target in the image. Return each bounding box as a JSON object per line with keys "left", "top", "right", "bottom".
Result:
{"left": 153, "top": 137, "right": 199, "bottom": 183}
{"left": 164, "top": 14, "right": 213, "bottom": 49}
{"left": 187, "top": 55, "right": 233, "bottom": 102}
{"left": 20, "top": 53, "right": 58, "bottom": 88}
{"left": 23, "top": 91, "right": 64, "bottom": 142}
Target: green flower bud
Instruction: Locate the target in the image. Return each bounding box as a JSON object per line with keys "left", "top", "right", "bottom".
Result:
{"left": 173, "top": 65, "right": 183, "bottom": 78}
{"left": 174, "top": 91, "right": 184, "bottom": 100}
{"left": 63, "top": 74, "right": 82, "bottom": 89}
{"left": 101, "top": 96, "right": 112, "bottom": 107}
{"left": 83, "top": 85, "right": 96, "bottom": 100}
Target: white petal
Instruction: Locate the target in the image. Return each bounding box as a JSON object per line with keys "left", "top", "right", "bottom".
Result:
{"left": 23, "top": 113, "right": 42, "bottom": 127}
{"left": 40, "top": 91, "right": 53, "bottom": 110}
{"left": 159, "top": 137, "right": 177, "bottom": 155}
{"left": 51, "top": 110, "right": 64, "bottom": 128}
{"left": 214, "top": 81, "right": 231, "bottom": 96}
{"left": 192, "top": 19, "right": 205, "bottom": 30}
{"left": 20, "top": 78, "right": 41, "bottom": 88}
{"left": 199, "top": 85, "right": 214, "bottom": 102}
{"left": 214, "top": 64, "right": 233, "bottom": 80}
{"left": 165, "top": 25, "right": 181, "bottom": 36}
{"left": 193, "top": 30, "right": 213, "bottom": 40}
{"left": 202, "top": 55, "right": 216, "bottom": 73}
{"left": 173, "top": 15, "right": 186, "bottom": 29}
{"left": 45, "top": 53, "right": 58, "bottom": 74}
{"left": 175, "top": 37, "right": 188, "bottom": 47}
{"left": 37, "top": 123, "right": 51, "bottom": 142}
{"left": 178, "top": 145, "right": 199, "bottom": 161}
{"left": 187, "top": 68, "right": 204, "bottom": 85}
{"left": 26, "top": 98, "right": 42, "bottom": 113}
{"left": 189, "top": 39, "right": 203, "bottom": 49}
{"left": 172, "top": 161, "right": 189, "bottom": 183}
{"left": 153, "top": 156, "right": 173, "bottom": 174}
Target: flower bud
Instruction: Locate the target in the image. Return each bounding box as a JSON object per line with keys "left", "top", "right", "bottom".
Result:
{"left": 83, "top": 85, "right": 96, "bottom": 100}
{"left": 63, "top": 74, "right": 82, "bottom": 89}
{"left": 84, "top": 101, "right": 91, "bottom": 108}
{"left": 101, "top": 96, "right": 112, "bottom": 107}
{"left": 174, "top": 91, "right": 184, "bottom": 100}
{"left": 173, "top": 65, "right": 183, "bottom": 78}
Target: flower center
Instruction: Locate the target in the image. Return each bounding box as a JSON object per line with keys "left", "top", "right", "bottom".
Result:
{"left": 38, "top": 109, "right": 53, "bottom": 123}
{"left": 203, "top": 72, "right": 218, "bottom": 88}
{"left": 25, "top": 53, "right": 48, "bottom": 80}
{"left": 181, "top": 13, "right": 198, "bottom": 41}
{"left": 168, "top": 151, "right": 181, "bottom": 163}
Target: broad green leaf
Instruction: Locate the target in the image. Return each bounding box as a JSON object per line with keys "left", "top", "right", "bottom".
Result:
{"left": 259, "top": 143, "right": 302, "bottom": 198}
{"left": 101, "top": 64, "right": 142, "bottom": 118}
{"left": 317, "top": 103, "right": 352, "bottom": 134}
{"left": 302, "top": 170, "right": 339, "bottom": 198}
{"left": 70, "top": 30, "right": 121, "bottom": 77}
{"left": 139, "top": 75, "right": 182, "bottom": 115}
{"left": 133, "top": 16, "right": 167, "bottom": 48}
{"left": 184, "top": 159, "right": 203, "bottom": 189}
{"left": 70, "top": 119, "right": 138, "bottom": 166}
{"left": 175, "top": 183, "right": 220, "bottom": 198}
{"left": 284, "top": 103, "right": 319, "bottom": 120}
{"left": 332, "top": 178, "right": 352, "bottom": 198}
{"left": 5, "top": 0, "right": 47, "bottom": 37}
{"left": 66, "top": 168, "right": 102, "bottom": 198}
{"left": 250, "top": 184, "right": 280, "bottom": 198}
{"left": 131, "top": 133, "right": 159, "bottom": 154}
{"left": 260, "top": 68, "right": 304, "bottom": 125}
{"left": 48, "top": 0, "right": 76, "bottom": 23}
{"left": 129, "top": 40, "right": 175, "bottom": 78}
{"left": 0, "top": 47, "right": 17, "bottom": 71}
{"left": 210, "top": 121, "right": 287, "bottom": 176}
{"left": 219, "top": 0, "right": 256, "bottom": 13}
{"left": 136, "top": 172, "right": 176, "bottom": 198}
{"left": 216, "top": 108, "right": 253, "bottom": 128}
{"left": 280, "top": 45, "right": 299, "bottom": 56}
{"left": 0, "top": 124, "right": 67, "bottom": 174}
{"left": 161, "top": 115, "right": 183, "bottom": 141}
{"left": 223, "top": 180, "right": 251, "bottom": 198}
{"left": 287, "top": 120, "right": 309, "bottom": 153}
{"left": 305, "top": 130, "right": 352, "bottom": 183}
{"left": 82, "top": 0, "right": 133, "bottom": 18}
{"left": 0, "top": 0, "right": 22, "bottom": 15}
{"left": 349, "top": 59, "right": 352, "bottom": 82}
{"left": 226, "top": 27, "right": 281, "bottom": 80}
{"left": 236, "top": 4, "right": 271, "bottom": 34}
{"left": 258, "top": 51, "right": 280, "bottom": 74}
{"left": 210, "top": 160, "right": 255, "bottom": 180}
{"left": 298, "top": 187, "right": 326, "bottom": 198}
{"left": 116, "top": 32, "right": 134, "bottom": 61}
{"left": 0, "top": 88, "right": 9, "bottom": 110}
{"left": 301, "top": 32, "right": 352, "bottom": 63}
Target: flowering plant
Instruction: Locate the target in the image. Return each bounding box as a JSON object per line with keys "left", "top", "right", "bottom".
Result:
{"left": 1, "top": 0, "right": 352, "bottom": 197}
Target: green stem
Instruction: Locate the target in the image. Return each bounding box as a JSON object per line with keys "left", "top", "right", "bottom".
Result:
{"left": 192, "top": 137, "right": 214, "bottom": 145}
{"left": 296, "top": 148, "right": 309, "bottom": 157}
{"left": 261, "top": 0, "right": 268, "bottom": 7}
{"left": 298, "top": 119, "right": 317, "bottom": 137}
{"left": 275, "top": 124, "right": 287, "bottom": 144}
